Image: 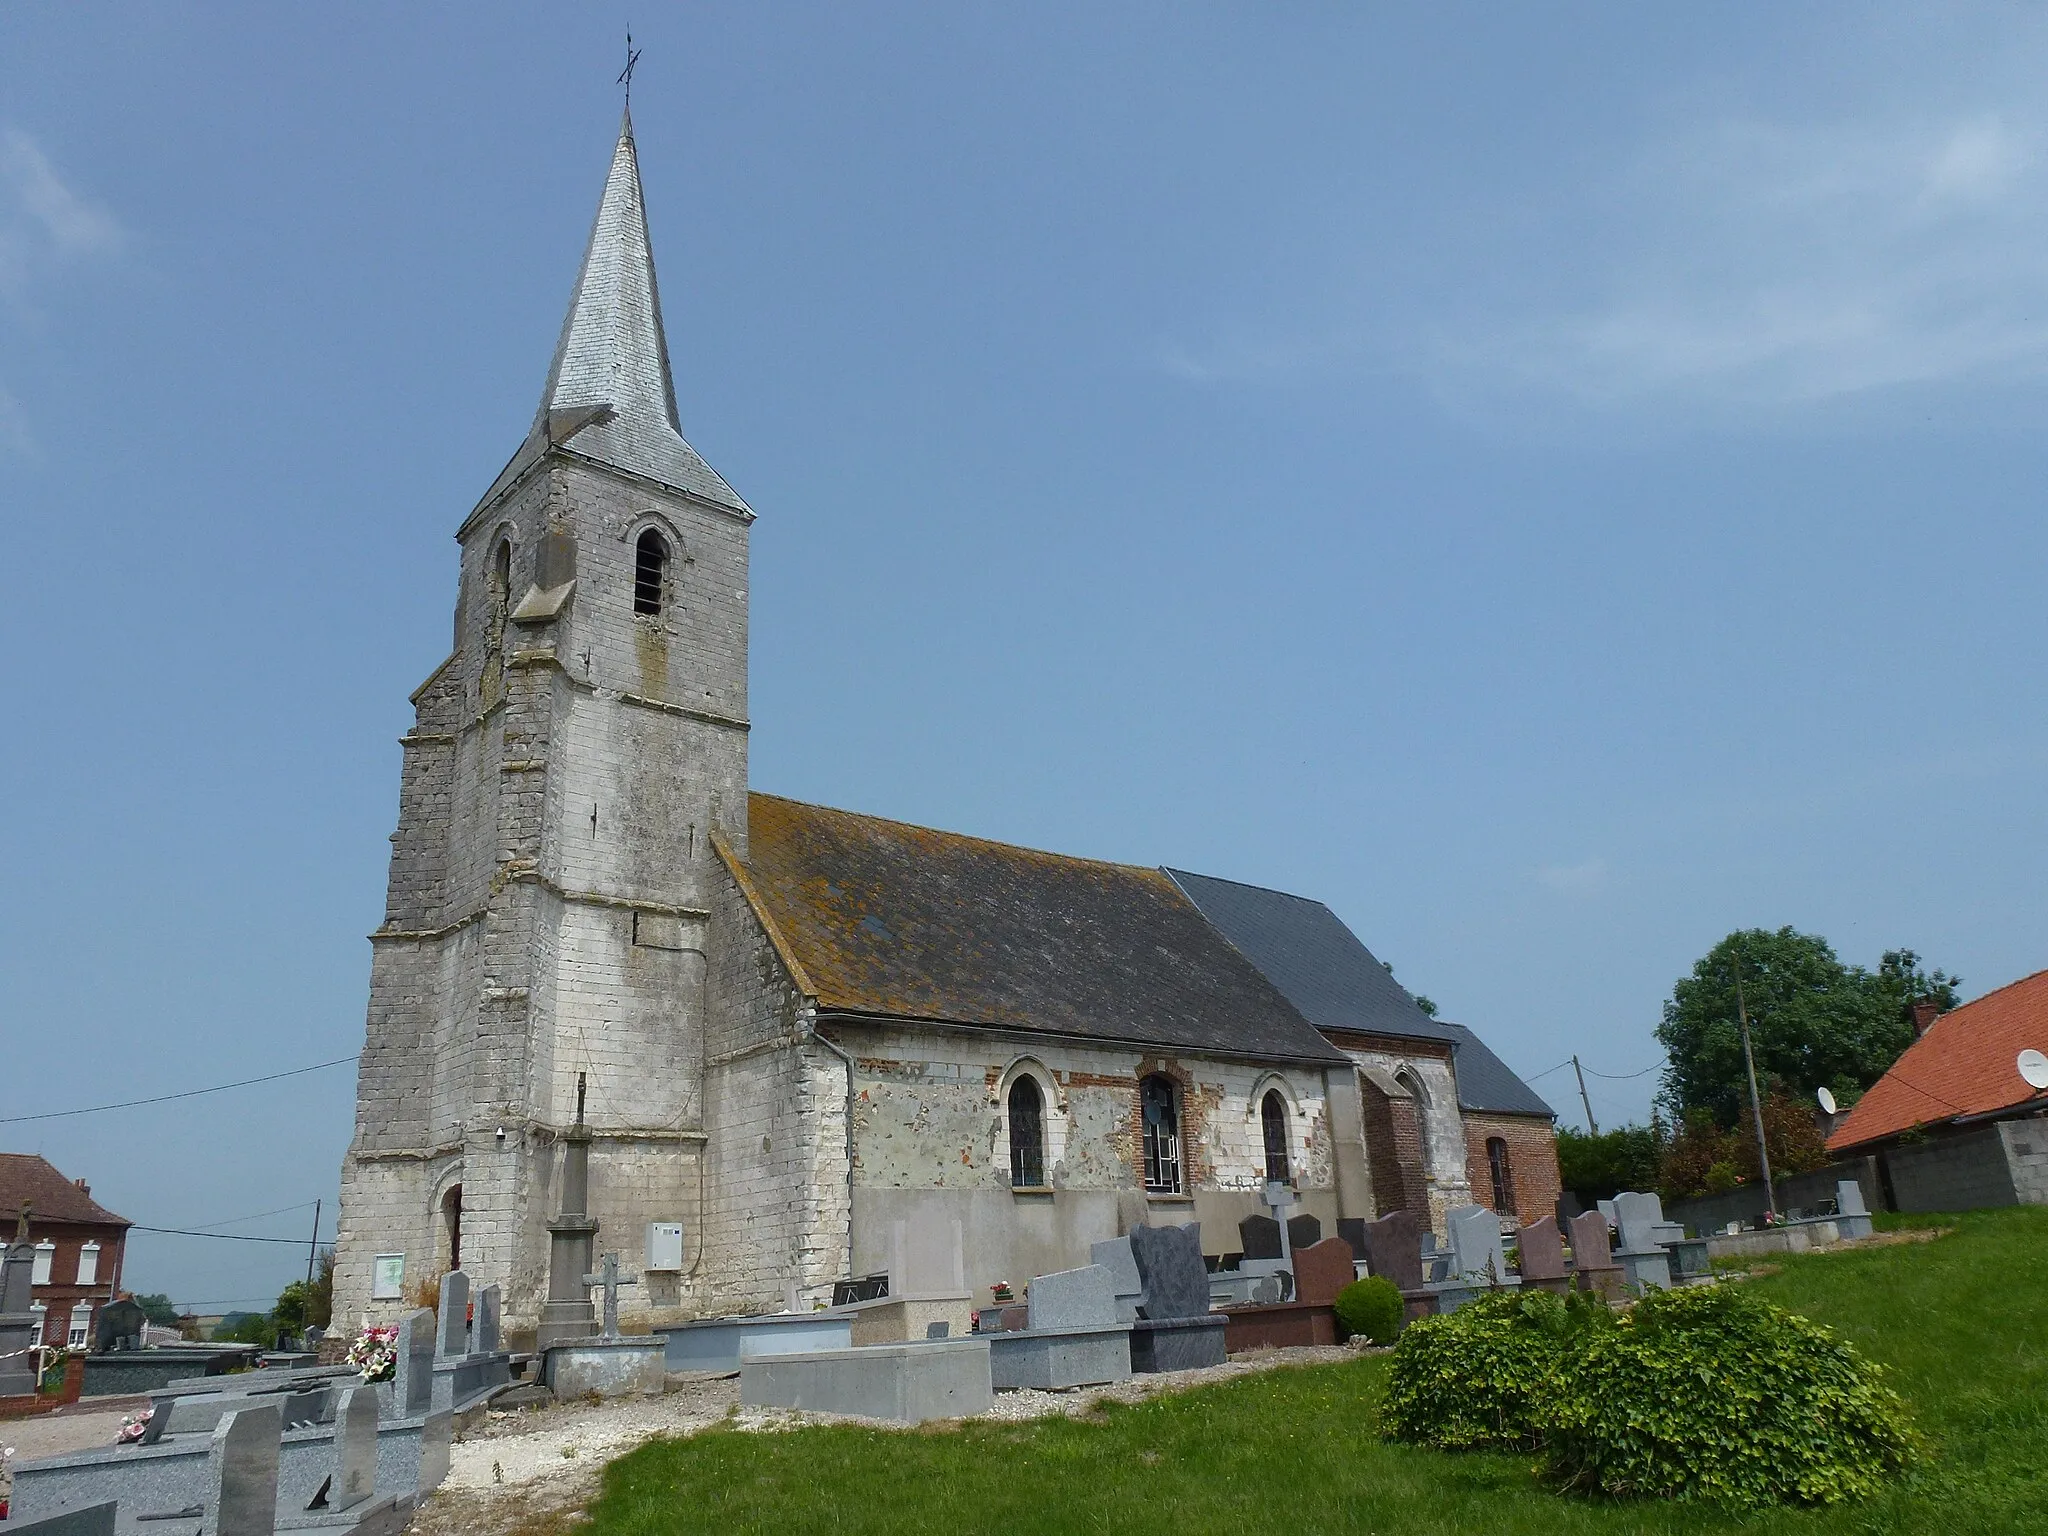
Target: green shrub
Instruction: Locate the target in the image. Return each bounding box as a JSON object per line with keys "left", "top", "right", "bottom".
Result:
{"left": 1333, "top": 1277, "right": 1403, "bottom": 1344}
{"left": 1382, "top": 1290, "right": 1597, "bottom": 1451}
{"left": 1542, "top": 1283, "right": 1915, "bottom": 1507}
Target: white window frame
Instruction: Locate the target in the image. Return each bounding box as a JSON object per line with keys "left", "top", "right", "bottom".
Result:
{"left": 31, "top": 1240, "right": 54, "bottom": 1285}
{"left": 67, "top": 1302, "right": 92, "bottom": 1349}
{"left": 30, "top": 1302, "right": 46, "bottom": 1347}
{"left": 76, "top": 1241, "right": 99, "bottom": 1286}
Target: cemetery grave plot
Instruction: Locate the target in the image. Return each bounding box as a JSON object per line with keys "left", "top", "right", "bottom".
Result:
{"left": 509, "top": 1207, "right": 2046, "bottom": 1536}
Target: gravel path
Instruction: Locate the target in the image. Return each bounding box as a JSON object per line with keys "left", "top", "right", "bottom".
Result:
{"left": 410, "top": 1343, "right": 1371, "bottom": 1536}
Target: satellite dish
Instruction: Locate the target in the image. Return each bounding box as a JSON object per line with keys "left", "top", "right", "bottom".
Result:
{"left": 2018, "top": 1049, "right": 2048, "bottom": 1092}
{"left": 1816, "top": 1086, "right": 1837, "bottom": 1115}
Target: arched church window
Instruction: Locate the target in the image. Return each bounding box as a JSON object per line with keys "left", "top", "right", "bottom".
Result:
{"left": 1261, "top": 1090, "right": 1291, "bottom": 1184}
{"left": 490, "top": 541, "right": 511, "bottom": 630}
{"left": 634, "top": 528, "right": 670, "bottom": 616}
{"left": 1487, "top": 1137, "right": 1516, "bottom": 1215}
{"left": 1008, "top": 1076, "right": 1046, "bottom": 1188}
{"left": 1141, "top": 1075, "right": 1181, "bottom": 1193}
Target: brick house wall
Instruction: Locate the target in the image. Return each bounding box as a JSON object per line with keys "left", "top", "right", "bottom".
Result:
{"left": 1461, "top": 1111, "right": 1560, "bottom": 1228}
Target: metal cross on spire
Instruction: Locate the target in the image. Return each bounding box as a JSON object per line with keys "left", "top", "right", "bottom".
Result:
{"left": 618, "top": 30, "right": 643, "bottom": 107}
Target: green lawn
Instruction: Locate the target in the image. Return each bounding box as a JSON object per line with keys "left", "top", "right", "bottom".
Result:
{"left": 586, "top": 1207, "right": 2048, "bottom": 1534}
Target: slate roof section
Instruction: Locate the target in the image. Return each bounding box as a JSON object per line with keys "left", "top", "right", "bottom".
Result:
{"left": 479, "top": 111, "right": 750, "bottom": 517}
{"left": 1827, "top": 967, "right": 2048, "bottom": 1152}
{"left": 1162, "top": 870, "right": 1456, "bottom": 1046}
{"left": 1437, "top": 1022, "right": 1555, "bottom": 1119}
{"left": 0, "top": 1154, "right": 130, "bottom": 1228}
{"left": 734, "top": 795, "right": 1349, "bottom": 1065}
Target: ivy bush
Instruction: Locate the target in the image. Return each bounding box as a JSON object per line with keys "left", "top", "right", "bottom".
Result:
{"left": 1333, "top": 1277, "right": 1403, "bottom": 1345}
{"left": 1381, "top": 1290, "right": 1599, "bottom": 1450}
{"left": 1542, "top": 1284, "right": 1915, "bottom": 1507}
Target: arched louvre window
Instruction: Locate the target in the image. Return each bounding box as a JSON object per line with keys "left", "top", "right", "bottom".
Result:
{"left": 1141, "top": 1075, "right": 1181, "bottom": 1193}
{"left": 634, "top": 528, "right": 670, "bottom": 616}
{"left": 1261, "top": 1090, "right": 1291, "bottom": 1184}
{"left": 1487, "top": 1137, "right": 1516, "bottom": 1215}
{"left": 1008, "top": 1076, "right": 1045, "bottom": 1188}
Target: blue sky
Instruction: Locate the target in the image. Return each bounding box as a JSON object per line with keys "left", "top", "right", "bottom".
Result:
{"left": 4, "top": 5, "right": 2045, "bottom": 1310}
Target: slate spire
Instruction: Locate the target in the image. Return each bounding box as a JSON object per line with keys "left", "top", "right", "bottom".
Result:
{"left": 497, "top": 109, "right": 747, "bottom": 513}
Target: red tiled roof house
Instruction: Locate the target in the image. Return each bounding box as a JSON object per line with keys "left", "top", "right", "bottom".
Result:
{"left": 0, "top": 1155, "right": 132, "bottom": 1351}
{"left": 1827, "top": 970, "right": 2048, "bottom": 1212}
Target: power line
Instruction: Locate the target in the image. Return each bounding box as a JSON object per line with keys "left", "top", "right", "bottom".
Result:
{"left": 129, "top": 1225, "right": 312, "bottom": 1246}
{"left": 178, "top": 1200, "right": 320, "bottom": 1233}
{"left": 1521, "top": 1059, "right": 1574, "bottom": 1084}
{"left": 0, "top": 1055, "right": 358, "bottom": 1123}
{"left": 1582, "top": 1063, "right": 1661, "bottom": 1080}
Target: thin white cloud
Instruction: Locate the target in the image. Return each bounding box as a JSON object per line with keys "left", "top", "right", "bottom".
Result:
{"left": 0, "top": 127, "right": 122, "bottom": 301}
{"left": 1536, "top": 857, "right": 1608, "bottom": 896}
{"left": 1467, "top": 112, "right": 2048, "bottom": 406}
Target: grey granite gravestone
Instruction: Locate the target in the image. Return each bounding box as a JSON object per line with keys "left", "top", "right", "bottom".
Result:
{"left": 205, "top": 1398, "right": 282, "bottom": 1536}
{"left": 1287, "top": 1214, "right": 1323, "bottom": 1252}
{"left": 475, "top": 1284, "right": 501, "bottom": 1354}
{"left": 418, "top": 1408, "right": 452, "bottom": 1494}
{"left": 1516, "top": 1218, "right": 1568, "bottom": 1288}
{"left": 1026, "top": 1265, "right": 1118, "bottom": 1331}
{"left": 390, "top": 1308, "right": 435, "bottom": 1417}
{"left": 1445, "top": 1206, "right": 1508, "bottom": 1284}
{"left": 1361, "top": 1210, "right": 1424, "bottom": 1292}
{"left": 0, "top": 1240, "right": 37, "bottom": 1396}
{"left": 1129, "top": 1223, "right": 1210, "bottom": 1319}
{"left": 1336, "top": 1217, "right": 1368, "bottom": 1264}
{"left": 1611, "top": 1193, "right": 1663, "bottom": 1253}
{"left": 1088, "top": 1236, "right": 1144, "bottom": 1323}
{"left": 94, "top": 1297, "right": 148, "bottom": 1354}
{"left": 329, "top": 1385, "right": 378, "bottom": 1512}
{"left": 1835, "top": 1179, "right": 1873, "bottom": 1239}
{"left": 742, "top": 1337, "right": 994, "bottom": 1424}
{"left": 436, "top": 1270, "right": 470, "bottom": 1358}
{"left": 1238, "top": 1213, "right": 1282, "bottom": 1261}
{"left": 2, "top": 1503, "right": 117, "bottom": 1534}
{"left": 1126, "top": 1223, "right": 1227, "bottom": 1372}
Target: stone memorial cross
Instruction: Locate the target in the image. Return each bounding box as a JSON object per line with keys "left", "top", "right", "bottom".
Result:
{"left": 582, "top": 1252, "right": 639, "bottom": 1339}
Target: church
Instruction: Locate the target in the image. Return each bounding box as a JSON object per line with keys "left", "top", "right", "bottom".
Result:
{"left": 332, "top": 115, "right": 1558, "bottom": 1334}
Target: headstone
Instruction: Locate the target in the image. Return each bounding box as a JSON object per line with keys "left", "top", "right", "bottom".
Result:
{"left": 1569, "top": 1209, "right": 1614, "bottom": 1271}
{"left": 1237, "top": 1213, "right": 1282, "bottom": 1261}
{"left": 204, "top": 1398, "right": 282, "bottom": 1536}
{"left": 1555, "top": 1191, "right": 1585, "bottom": 1225}
{"left": 1516, "top": 1218, "right": 1566, "bottom": 1283}
{"left": 418, "top": 1407, "right": 452, "bottom": 1493}
{"left": 476, "top": 1284, "right": 501, "bottom": 1353}
{"left": 1291, "top": 1238, "right": 1355, "bottom": 1307}
{"left": 580, "top": 1253, "right": 639, "bottom": 1339}
{"left": 0, "top": 1242, "right": 37, "bottom": 1396}
{"left": 889, "top": 1217, "right": 965, "bottom": 1295}
{"left": 1611, "top": 1192, "right": 1664, "bottom": 1253}
{"left": 1336, "top": 1217, "right": 1369, "bottom": 1263}
{"left": 395, "top": 1307, "right": 436, "bottom": 1415}
{"left": 1286, "top": 1214, "right": 1323, "bottom": 1252}
{"left": 1596, "top": 1198, "right": 1617, "bottom": 1227}
{"left": 1025, "top": 1265, "right": 1118, "bottom": 1331}
{"left": 1837, "top": 1179, "right": 1869, "bottom": 1217}
{"left": 0, "top": 1240, "right": 33, "bottom": 1312}
{"left": 94, "top": 1297, "right": 148, "bottom": 1353}
{"left": 279, "top": 1388, "right": 327, "bottom": 1429}
{"left": 437, "top": 1269, "right": 470, "bottom": 1357}
{"left": 1445, "top": 1205, "right": 1506, "bottom": 1284}
{"left": 1361, "top": 1209, "right": 1424, "bottom": 1292}
{"left": 1127, "top": 1222, "right": 1210, "bottom": 1320}
{"left": 1088, "top": 1236, "right": 1144, "bottom": 1323}
{"left": 330, "top": 1385, "right": 378, "bottom": 1513}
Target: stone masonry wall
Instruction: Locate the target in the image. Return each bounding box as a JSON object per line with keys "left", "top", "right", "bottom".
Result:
{"left": 1461, "top": 1111, "right": 1561, "bottom": 1228}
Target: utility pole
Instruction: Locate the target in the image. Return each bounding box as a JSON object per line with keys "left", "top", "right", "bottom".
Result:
{"left": 305, "top": 1198, "right": 322, "bottom": 1288}
{"left": 1732, "top": 965, "right": 1778, "bottom": 1219}
{"left": 1572, "top": 1056, "right": 1599, "bottom": 1136}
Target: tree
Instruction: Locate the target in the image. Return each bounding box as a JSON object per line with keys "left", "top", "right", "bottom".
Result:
{"left": 1556, "top": 1125, "right": 1664, "bottom": 1203}
{"left": 1655, "top": 928, "right": 1955, "bottom": 1129}
{"left": 131, "top": 1293, "right": 180, "bottom": 1329}
{"left": 1660, "top": 1090, "right": 1831, "bottom": 1200}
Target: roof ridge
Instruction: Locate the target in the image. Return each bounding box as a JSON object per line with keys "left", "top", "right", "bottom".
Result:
{"left": 748, "top": 791, "right": 1167, "bottom": 880}
{"left": 1940, "top": 964, "right": 2048, "bottom": 1018}
{"left": 1163, "top": 867, "right": 1335, "bottom": 909}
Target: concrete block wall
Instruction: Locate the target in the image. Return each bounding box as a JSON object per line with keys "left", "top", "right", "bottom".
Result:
{"left": 1882, "top": 1126, "right": 2020, "bottom": 1212}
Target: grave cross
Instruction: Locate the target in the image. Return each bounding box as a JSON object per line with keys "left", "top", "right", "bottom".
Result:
{"left": 581, "top": 1251, "right": 639, "bottom": 1339}
{"left": 1263, "top": 1181, "right": 1296, "bottom": 1266}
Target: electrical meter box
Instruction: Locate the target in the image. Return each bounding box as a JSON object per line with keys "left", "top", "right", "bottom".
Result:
{"left": 646, "top": 1222, "right": 685, "bottom": 1272}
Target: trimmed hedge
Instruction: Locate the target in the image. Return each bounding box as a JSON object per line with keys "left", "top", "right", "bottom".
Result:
{"left": 1333, "top": 1277, "right": 1403, "bottom": 1345}
{"left": 1543, "top": 1284, "right": 1915, "bottom": 1507}
{"left": 1380, "top": 1282, "right": 1914, "bottom": 1509}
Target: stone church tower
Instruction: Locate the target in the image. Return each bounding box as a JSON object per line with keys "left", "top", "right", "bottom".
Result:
{"left": 333, "top": 113, "right": 753, "bottom": 1330}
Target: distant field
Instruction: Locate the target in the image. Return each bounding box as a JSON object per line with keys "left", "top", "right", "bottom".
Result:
{"left": 583, "top": 1206, "right": 2048, "bottom": 1535}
